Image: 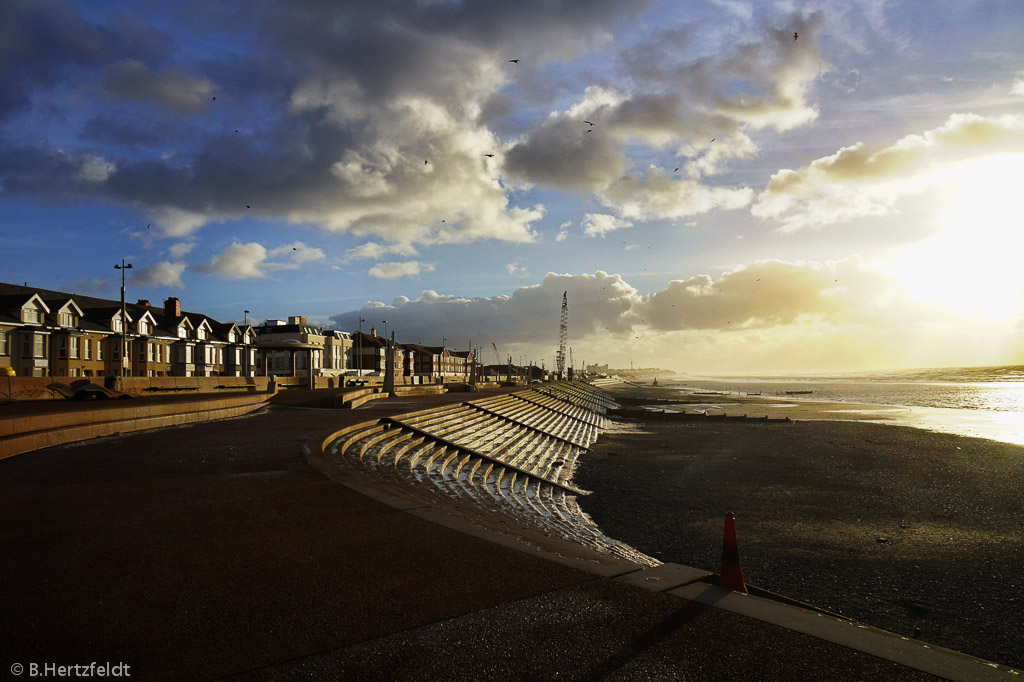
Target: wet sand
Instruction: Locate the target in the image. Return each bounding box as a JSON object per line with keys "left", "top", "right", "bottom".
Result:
{"left": 577, "top": 388, "right": 1024, "bottom": 670}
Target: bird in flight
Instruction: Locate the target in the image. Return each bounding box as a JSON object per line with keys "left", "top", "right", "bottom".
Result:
{"left": 509, "top": 59, "right": 519, "bottom": 63}
{"left": 424, "top": 160, "right": 428, "bottom": 165}
{"left": 710, "top": 138, "right": 716, "bottom": 142}
{"left": 674, "top": 167, "right": 679, "bottom": 172}
{"left": 246, "top": 205, "right": 250, "bottom": 209}
{"left": 793, "top": 32, "right": 798, "bottom": 40}
{"left": 483, "top": 153, "right": 494, "bottom": 157}
{"left": 583, "top": 120, "right": 595, "bottom": 126}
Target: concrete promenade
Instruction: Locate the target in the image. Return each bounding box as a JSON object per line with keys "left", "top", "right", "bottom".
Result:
{"left": 0, "top": 389, "right": 1010, "bottom": 681}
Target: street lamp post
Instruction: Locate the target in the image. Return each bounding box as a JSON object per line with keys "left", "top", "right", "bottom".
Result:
{"left": 358, "top": 317, "right": 365, "bottom": 376}
{"left": 243, "top": 311, "right": 250, "bottom": 375}
{"left": 114, "top": 260, "right": 132, "bottom": 378}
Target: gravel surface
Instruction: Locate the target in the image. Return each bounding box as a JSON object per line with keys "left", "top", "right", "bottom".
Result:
{"left": 575, "top": 417, "right": 1024, "bottom": 670}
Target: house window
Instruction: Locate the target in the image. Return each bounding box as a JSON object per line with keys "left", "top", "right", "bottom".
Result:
{"left": 83, "top": 339, "right": 91, "bottom": 360}
{"left": 34, "top": 334, "right": 46, "bottom": 358}
{"left": 156, "top": 345, "right": 162, "bottom": 363}
{"left": 185, "top": 346, "right": 193, "bottom": 363}
{"left": 59, "top": 312, "right": 74, "bottom": 326}
{"left": 59, "top": 337, "right": 67, "bottom": 359}
{"left": 69, "top": 337, "right": 79, "bottom": 359}
{"left": 97, "top": 342, "right": 104, "bottom": 361}
{"left": 197, "top": 327, "right": 207, "bottom": 340}
{"left": 0, "top": 331, "right": 7, "bottom": 356}
{"left": 70, "top": 368, "right": 79, "bottom": 377}
{"left": 139, "top": 320, "right": 150, "bottom": 335}
{"left": 23, "top": 308, "right": 40, "bottom": 324}
{"left": 228, "top": 331, "right": 236, "bottom": 343}
{"left": 178, "top": 327, "right": 187, "bottom": 338}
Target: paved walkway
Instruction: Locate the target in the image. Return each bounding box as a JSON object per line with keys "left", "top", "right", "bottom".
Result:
{"left": 0, "top": 390, "right": 999, "bottom": 681}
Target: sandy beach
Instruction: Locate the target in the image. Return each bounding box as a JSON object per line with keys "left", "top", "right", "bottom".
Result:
{"left": 577, "top": 385, "right": 1024, "bottom": 670}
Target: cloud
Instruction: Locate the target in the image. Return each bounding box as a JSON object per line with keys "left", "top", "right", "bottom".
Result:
{"left": 75, "top": 155, "right": 116, "bottom": 182}
{"left": 131, "top": 261, "right": 186, "bottom": 289}
{"left": 582, "top": 213, "right": 632, "bottom": 237}
{"left": 268, "top": 241, "right": 326, "bottom": 264}
{"left": 325, "top": 260, "right": 954, "bottom": 371}
{"left": 64, "top": 277, "right": 111, "bottom": 297}
{"left": 100, "top": 59, "right": 216, "bottom": 113}
{"left": 0, "top": 2, "right": 838, "bottom": 248}
{"left": 368, "top": 261, "right": 436, "bottom": 279}
{"left": 2, "top": 0, "right": 651, "bottom": 248}
{"left": 599, "top": 169, "right": 754, "bottom": 221}
{"left": 167, "top": 242, "right": 195, "bottom": 259}
{"left": 330, "top": 271, "right": 642, "bottom": 345}
{"left": 503, "top": 13, "right": 827, "bottom": 220}
{"left": 635, "top": 257, "right": 898, "bottom": 331}
{"left": 193, "top": 242, "right": 268, "bottom": 279}
{"left": 1012, "top": 71, "right": 1024, "bottom": 96}
{"left": 506, "top": 262, "right": 527, "bottom": 275}
{"left": 343, "top": 241, "right": 418, "bottom": 261}
{"left": 752, "top": 113, "right": 1024, "bottom": 231}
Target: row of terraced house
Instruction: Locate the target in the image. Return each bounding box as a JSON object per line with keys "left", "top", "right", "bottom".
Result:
{"left": 0, "top": 282, "right": 478, "bottom": 381}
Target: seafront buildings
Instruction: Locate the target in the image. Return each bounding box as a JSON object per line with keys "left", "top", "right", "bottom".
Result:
{"left": 0, "top": 282, "right": 479, "bottom": 381}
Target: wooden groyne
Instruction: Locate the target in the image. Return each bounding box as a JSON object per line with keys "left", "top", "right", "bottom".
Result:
{"left": 608, "top": 406, "right": 791, "bottom": 423}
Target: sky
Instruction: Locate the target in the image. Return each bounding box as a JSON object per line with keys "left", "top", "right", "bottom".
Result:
{"left": 2, "top": 0, "right": 1023, "bottom": 374}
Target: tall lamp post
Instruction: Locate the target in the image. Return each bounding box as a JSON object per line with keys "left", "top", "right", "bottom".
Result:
{"left": 357, "top": 317, "right": 365, "bottom": 376}
{"left": 114, "top": 260, "right": 132, "bottom": 378}
{"left": 243, "top": 310, "right": 250, "bottom": 375}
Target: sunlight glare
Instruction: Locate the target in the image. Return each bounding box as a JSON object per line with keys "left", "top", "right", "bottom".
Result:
{"left": 886, "top": 155, "right": 1024, "bottom": 320}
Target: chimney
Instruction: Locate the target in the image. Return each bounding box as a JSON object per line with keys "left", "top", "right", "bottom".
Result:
{"left": 136, "top": 299, "right": 150, "bottom": 307}
{"left": 288, "top": 315, "right": 307, "bottom": 325}
{"left": 164, "top": 297, "right": 181, "bottom": 318}
{"left": 370, "top": 327, "right": 377, "bottom": 337}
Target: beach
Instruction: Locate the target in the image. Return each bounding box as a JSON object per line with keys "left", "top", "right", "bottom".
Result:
{"left": 577, "top": 387, "right": 1024, "bottom": 670}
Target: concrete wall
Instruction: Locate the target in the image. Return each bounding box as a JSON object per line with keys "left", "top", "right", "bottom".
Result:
{"left": 0, "top": 392, "right": 273, "bottom": 459}
{"left": 0, "top": 376, "right": 274, "bottom": 401}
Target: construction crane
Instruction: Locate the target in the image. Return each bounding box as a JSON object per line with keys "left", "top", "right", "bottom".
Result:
{"left": 491, "top": 342, "right": 502, "bottom": 366}
{"left": 556, "top": 291, "right": 568, "bottom": 378}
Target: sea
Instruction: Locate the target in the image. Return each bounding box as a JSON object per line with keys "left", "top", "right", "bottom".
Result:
{"left": 654, "top": 364, "right": 1024, "bottom": 446}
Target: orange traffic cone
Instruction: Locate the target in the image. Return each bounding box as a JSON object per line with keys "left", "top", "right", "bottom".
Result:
{"left": 719, "top": 512, "right": 747, "bottom": 593}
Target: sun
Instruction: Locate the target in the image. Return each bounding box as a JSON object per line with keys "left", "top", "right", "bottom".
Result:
{"left": 885, "top": 154, "right": 1024, "bottom": 321}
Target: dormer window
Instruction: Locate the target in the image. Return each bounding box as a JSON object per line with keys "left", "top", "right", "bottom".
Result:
{"left": 196, "top": 327, "right": 207, "bottom": 340}
{"left": 23, "top": 308, "right": 40, "bottom": 324}
{"left": 227, "top": 331, "right": 236, "bottom": 343}
{"left": 58, "top": 312, "right": 74, "bottom": 327}
{"left": 112, "top": 318, "right": 123, "bottom": 333}
{"left": 138, "top": 320, "right": 151, "bottom": 335}
{"left": 177, "top": 326, "right": 187, "bottom": 338}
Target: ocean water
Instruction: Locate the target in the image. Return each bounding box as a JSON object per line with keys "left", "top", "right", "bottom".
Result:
{"left": 658, "top": 364, "right": 1024, "bottom": 445}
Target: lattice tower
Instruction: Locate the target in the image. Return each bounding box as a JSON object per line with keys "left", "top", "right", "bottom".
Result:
{"left": 556, "top": 291, "right": 568, "bottom": 376}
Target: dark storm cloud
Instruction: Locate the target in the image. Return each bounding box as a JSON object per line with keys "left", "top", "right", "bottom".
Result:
{"left": 1, "top": 0, "right": 651, "bottom": 243}
{"left": 504, "top": 115, "right": 627, "bottom": 192}
{"left": 0, "top": 0, "right": 170, "bottom": 120}
{"left": 100, "top": 60, "right": 216, "bottom": 113}
{"left": 79, "top": 115, "right": 164, "bottom": 148}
